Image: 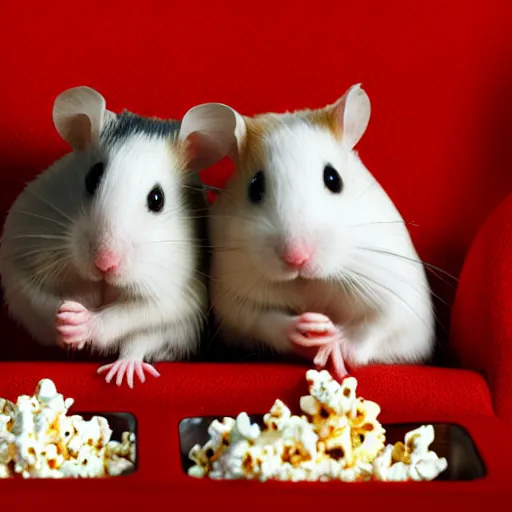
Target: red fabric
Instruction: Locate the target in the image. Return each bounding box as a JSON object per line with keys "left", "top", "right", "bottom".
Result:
{"left": 451, "top": 194, "right": 512, "bottom": 426}
{"left": 1, "top": 0, "right": 512, "bottom": 504}
{"left": 0, "top": 362, "right": 508, "bottom": 507}
{"left": 0, "top": 363, "right": 494, "bottom": 423}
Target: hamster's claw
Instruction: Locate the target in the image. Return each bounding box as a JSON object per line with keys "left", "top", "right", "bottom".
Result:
{"left": 55, "top": 301, "right": 93, "bottom": 350}
{"left": 97, "top": 359, "right": 161, "bottom": 388}
{"left": 313, "top": 340, "right": 349, "bottom": 379}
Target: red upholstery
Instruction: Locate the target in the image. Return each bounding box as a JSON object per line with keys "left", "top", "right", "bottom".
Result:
{"left": 1, "top": 0, "right": 512, "bottom": 506}
{"left": 451, "top": 194, "right": 512, "bottom": 426}
{"left": 0, "top": 362, "right": 511, "bottom": 507}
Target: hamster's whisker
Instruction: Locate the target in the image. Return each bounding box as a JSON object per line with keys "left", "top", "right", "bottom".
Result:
{"left": 201, "top": 184, "right": 224, "bottom": 193}
{"left": 356, "top": 246, "right": 458, "bottom": 284}
{"left": 210, "top": 214, "right": 267, "bottom": 227}
{"left": 337, "top": 272, "right": 363, "bottom": 305}
{"left": 210, "top": 238, "right": 248, "bottom": 252}
{"left": 28, "top": 253, "right": 73, "bottom": 288}
{"left": 8, "top": 234, "right": 70, "bottom": 242}
{"left": 180, "top": 215, "right": 216, "bottom": 221}
{"left": 212, "top": 246, "right": 245, "bottom": 254}
{"left": 350, "top": 268, "right": 436, "bottom": 338}
{"left": 344, "top": 271, "right": 379, "bottom": 310}
{"left": 354, "top": 179, "right": 378, "bottom": 202}
{"left": 145, "top": 242, "right": 215, "bottom": 251}
{"left": 349, "top": 257, "right": 449, "bottom": 336}
{"left": 23, "top": 188, "right": 75, "bottom": 224}
{"left": 203, "top": 187, "right": 240, "bottom": 203}
{"left": 10, "top": 210, "right": 70, "bottom": 231}
{"left": 36, "top": 258, "right": 71, "bottom": 284}
{"left": 6, "top": 246, "right": 70, "bottom": 260}
{"left": 347, "top": 220, "right": 419, "bottom": 228}
{"left": 136, "top": 281, "right": 159, "bottom": 308}
{"left": 342, "top": 270, "right": 382, "bottom": 311}
{"left": 367, "top": 258, "right": 452, "bottom": 311}
{"left": 208, "top": 211, "right": 275, "bottom": 236}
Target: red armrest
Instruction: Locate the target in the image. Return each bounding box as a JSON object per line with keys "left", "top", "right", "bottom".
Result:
{"left": 451, "top": 192, "right": 512, "bottom": 425}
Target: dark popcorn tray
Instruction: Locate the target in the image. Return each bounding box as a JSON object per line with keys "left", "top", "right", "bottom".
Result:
{"left": 178, "top": 417, "right": 486, "bottom": 481}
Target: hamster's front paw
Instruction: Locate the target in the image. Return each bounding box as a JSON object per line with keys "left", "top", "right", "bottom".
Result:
{"left": 97, "top": 359, "right": 161, "bottom": 388}
{"left": 55, "top": 301, "right": 94, "bottom": 350}
{"left": 313, "top": 338, "right": 350, "bottom": 379}
{"left": 287, "top": 312, "right": 349, "bottom": 379}
{"left": 287, "top": 312, "right": 337, "bottom": 351}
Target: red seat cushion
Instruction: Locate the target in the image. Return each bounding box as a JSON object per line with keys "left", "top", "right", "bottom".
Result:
{"left": 0, "top": 362, "right": 493, "bottom": 424}
{"left": 0, "top": 362, "right": 506, "bottom": 508}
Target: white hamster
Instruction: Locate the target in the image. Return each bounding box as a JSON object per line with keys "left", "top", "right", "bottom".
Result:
{"left": 179, "top": 84, "right": 435, "bottom": 378}
{"left": 0, "top": 86, "right": 209, "bottom": 387}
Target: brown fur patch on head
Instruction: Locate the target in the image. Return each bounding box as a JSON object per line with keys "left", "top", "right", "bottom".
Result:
{"left": 298, "top": 105, "right": 342, "bottom": 140}
{"left": 238, "top": 113, "right": 282, "bottom": 174}
{"left": 168, "top": 135, "right": 190, "bottom": 175}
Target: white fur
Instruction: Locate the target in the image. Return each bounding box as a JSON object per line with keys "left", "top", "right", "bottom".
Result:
{"left": 183, "top": 85, "right": 435, "bottom": 368}
{"left": 0, "top": 130, "right": 207, "bottom": 362}
{"left": 210, "top": 122, "right": 435, "bottom": 365}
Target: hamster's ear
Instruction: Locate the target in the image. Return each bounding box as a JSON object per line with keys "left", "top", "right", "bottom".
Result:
{"left": 328, "top": 83, "right": 371, "bottom": 150}
{"left": 179, "top": 103, "right": 247, "bottom": 172}
{"left": 52, "top": 86, "right": 116, "bottom": 150}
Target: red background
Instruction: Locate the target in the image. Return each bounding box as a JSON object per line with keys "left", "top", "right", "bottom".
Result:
{"left": 1, "top": 0, "right": 512, "bottom": 506}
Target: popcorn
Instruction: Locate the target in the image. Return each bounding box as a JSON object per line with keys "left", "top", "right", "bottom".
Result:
{"left": 0, "top": 379, "right": 136, "bottom": 478}
{"left": 60, "top": 446, "right": 107, "bottom": 478}
{"left": 0, "top": 432, "right": 15, "bottom": 464}
{"left": 373, "top": 425, "right": 448, "bottom": 482}
{"left": 263, "top": 399, "right": 292, "bottom": 431}
{"left": 0, "top": 463, "right": 13, "bottom": 478}
{"left": 231, "top": 413, "right": 261, "bottom": 443}
{"left": 188, "top": 369, "right": 448, "bottom": 483}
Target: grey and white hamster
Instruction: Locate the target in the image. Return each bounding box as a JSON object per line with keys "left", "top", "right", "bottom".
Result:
{"left": 178, "top": 84, "right": 435, "bottom": 379}
{"left": 0, "top": 86, "right": 209, "bottom": 387}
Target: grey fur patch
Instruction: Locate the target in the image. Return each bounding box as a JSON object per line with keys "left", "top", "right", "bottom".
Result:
{"left": 101, "top": 110, "right": 181, "bottom": 146}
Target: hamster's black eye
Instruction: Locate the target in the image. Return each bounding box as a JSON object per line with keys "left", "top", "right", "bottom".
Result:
{"left": 85, "top": 163, "right": 105, "bottom": 196}
{"left": 147, "top": 185, "right": 165, "bottom": 213}
{"left": 248, "top": 171, "right": 265, "bottom": 204}
{"left": 323, "top": 164, "right": 343, "bottom": 194}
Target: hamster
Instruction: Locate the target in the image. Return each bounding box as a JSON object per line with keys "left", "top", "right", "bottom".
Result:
{"left": 0, "top": 86, "right": 209, "bottom": 387}
{"left": 178, "top": 84, "right": 436, "bottom": 378}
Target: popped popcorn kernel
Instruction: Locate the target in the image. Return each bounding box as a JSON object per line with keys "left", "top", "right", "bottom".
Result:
{"left": 372, "top": 424, "right": 447, "bottom": 482}
{"left": 263, "top": 399, "right": 291, "bottom": 431}
{"left": 232, "top": 413, "right": 261, "bottom": 442}
{"left": 0, "top": 379, "right": 136, "bottom": 478}
{"left": 188, "top": 369, "right": 448, "bottom": 483}
{"left": 0, "top": 463, "right": 12, "bottom": 478}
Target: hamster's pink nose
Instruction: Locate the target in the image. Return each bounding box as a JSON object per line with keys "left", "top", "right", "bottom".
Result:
{"left": 95, "top": 249, "right": 120, "bottom": 274}
{"left": 281, "top": 245, "right": 313, "bottom": 268}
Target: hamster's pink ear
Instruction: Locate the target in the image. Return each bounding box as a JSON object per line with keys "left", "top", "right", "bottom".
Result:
{"left": 52, "top": 86, "right": 116, "bottom": 151}
{"left": 179, "top": 103, "right": 247, "bottom": 172}
{"left": 329, "top": 83, "right": 371, "bottom": 150}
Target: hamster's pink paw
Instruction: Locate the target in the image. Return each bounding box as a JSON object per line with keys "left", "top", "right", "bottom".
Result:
{"left": 287, "top": 312, "right": 337, "bottom": 346}
{"left": 288, "top": 312, "right": 349, "bottom": 378}
{"left": 97, "top": 359, "right": 161, "bottom": 388}
{"left": 313, "top": 339, "right": 349, "bottom": 379}
{"left": 55, "top": 301, "right": 93, "bottom": 350}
